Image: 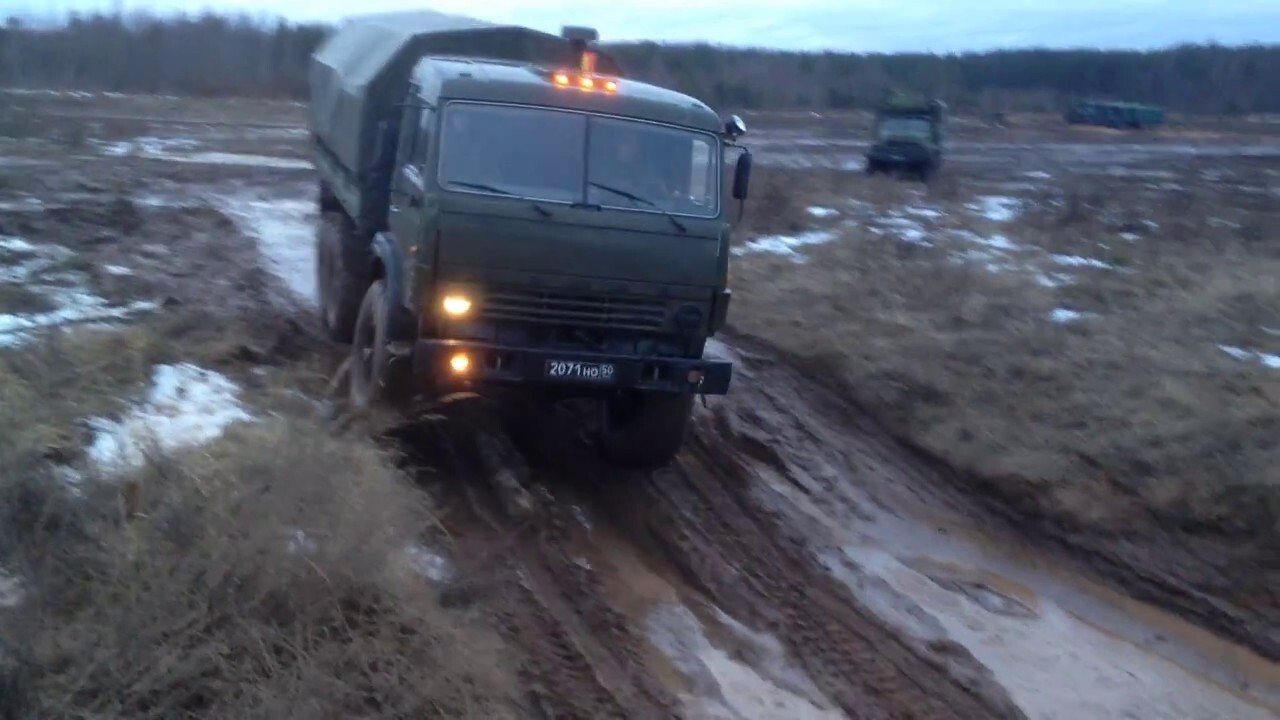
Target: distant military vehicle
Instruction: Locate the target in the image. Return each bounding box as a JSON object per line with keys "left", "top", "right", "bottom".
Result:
{"left": 1065, "top": 100, "right": 1165, "bottom": 130}
{"left": 309, "top": 12, "right": 753, "bottom": 468}
{"left": 864, "top": 96, "right": 947, "bottom": 181}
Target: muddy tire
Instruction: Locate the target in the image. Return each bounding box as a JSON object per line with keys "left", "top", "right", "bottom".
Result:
{"left": 316, "top": 212, "right": 366, "bottom": 344}
{"left": 349, "top": 279, "right": 412, "bottom": 411}
{"left": 317, "top": 180, "right": 340, "bottom": 212}
{"left": 597, "top": 391, "right": 695, "bottom": 469}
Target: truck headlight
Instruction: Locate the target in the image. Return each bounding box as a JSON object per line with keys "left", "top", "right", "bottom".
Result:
{"left": 442, "top": 295, "right": 472, "bottom": 316}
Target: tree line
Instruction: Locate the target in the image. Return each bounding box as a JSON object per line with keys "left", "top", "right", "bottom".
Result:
{"left": 1, "top": 13, "right": 1276, "bottom": 114}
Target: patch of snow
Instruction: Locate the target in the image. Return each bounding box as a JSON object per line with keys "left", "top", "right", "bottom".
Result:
{"left": 1119, "top": 232, "right": 1141, "bottom": 242}
{"left": 1219, "top": 345, "right": 1280, "bottom": 370}
{"left": 972, "top": 234, "right": 1019, "bottom": 251}
{"left": 572, "top": 504, "right": 593, "bottom": 531}
{"left": 1218, "top": 345, "right": 1253, "bottom": 361}
{"left": 905, "top": 206, "right": 945, "bottom": 220}
{"left": 0, "top": 296, "right": 158, "bottom": 347}
{"left": 0, "top": 235, "right": 40, "bottom": 254}
{"left": 287, "top": 529, "right": 317, "bottom": 555}
{"left": 1050, "top": 308, "right": 1089, "bottom": 323}
{"left": 1051, "top": 254, "right": 1112, "bottom": 270}
{"left": 1035, "top": 273, "right": 1075, "bottom": 288}
{"left": 0, "top": 571, "right": 21, "bottom": 609}
{"left": 0, "top": 236, "right": 74, "bottom": 283}
{"left": 877, "top": 216, "right": 931, "bottom": 246}
{"left": 159, "top": 152, "right": 312, "bottom": 170}
{"left": 85, "top": 363, "right": 252, "bottom": 473}
{"left": 98, "top": 136, "right": 198, "bottom": 157}
{"left": 218, "top": 196, "right": 318, "bottom": 302}
{"left": 734, "top": 230, "right": 837, "bottom": 257}
{"left": 806, "top": 206, "right": 838, "bottom": 218}
{"left": 103, "top": 264, "right": 134, "bottom": 276}
{"left": 967, "top": 196, "right": 1021, "bottom": 222}
{"left": 0, "top": 199, "right": 48, "bottom": 213}
{"left": 405, "top": 543, "right": 453, "bottom": 583}
{"left": 1023, "top": 170, "right": 1053, "bottom": 180}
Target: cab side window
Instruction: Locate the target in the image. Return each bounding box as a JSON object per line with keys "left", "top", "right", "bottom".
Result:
{"left": 410, "top": 108, "right": 433, "bottom": 168}
{"left": 396, "top": 89, "right": 422, "bottom": 170}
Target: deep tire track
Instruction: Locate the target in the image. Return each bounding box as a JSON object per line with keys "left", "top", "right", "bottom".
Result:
{"left": 399, "top": 405, "right": 682, "bottom": 719}
{"left": 512, "top": 394, "right": 1024, "bottom": 719}
{"left": 637, "top": 441, "right": 1018, "bottom": 720}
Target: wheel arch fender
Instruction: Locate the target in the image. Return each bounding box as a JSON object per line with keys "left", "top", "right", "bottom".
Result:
{"left": 370, "top": 232, "right": 405, "bottom": 307}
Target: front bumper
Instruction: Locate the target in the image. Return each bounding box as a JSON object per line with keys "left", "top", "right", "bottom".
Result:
{"left": 413, "top": 339, "right": 733, "bottom": 395}
{"left": 866, "top": 145, "right": 932, "bottom": 165}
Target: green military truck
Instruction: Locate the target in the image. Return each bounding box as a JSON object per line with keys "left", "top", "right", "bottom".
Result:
{"left": 309, "top": 12, "right": 752, "bottom": 468}
{"left": 1065, "top": 100, "right": 1165, "bottom": 130}
{"left": 864, "top": 96, "right": 947, "bottom": 181}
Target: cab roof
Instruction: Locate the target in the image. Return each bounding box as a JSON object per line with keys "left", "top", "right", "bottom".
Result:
{"left": 412, "top": 56, "right": 723, "bottom": 134}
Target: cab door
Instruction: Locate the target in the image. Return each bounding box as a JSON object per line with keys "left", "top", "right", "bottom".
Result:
{"left": 387, "top": 89, "right": 436, "bottom": 308}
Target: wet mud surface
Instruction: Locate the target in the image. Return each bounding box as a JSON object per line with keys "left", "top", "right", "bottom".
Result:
{"left": 4, "top": 92, "right": 1277, "bottom": 719}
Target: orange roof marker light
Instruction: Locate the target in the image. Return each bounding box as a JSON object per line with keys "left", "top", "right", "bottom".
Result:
{"left": 551, "top": 25, "right": 618, "bottom": 94}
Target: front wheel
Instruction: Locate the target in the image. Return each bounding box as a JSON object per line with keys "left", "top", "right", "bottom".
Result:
{"left": 349, "top": 279, "right": 411, "bottom": 411}
{"left": 597, "top": 391, "right": 696, "bottom": 470}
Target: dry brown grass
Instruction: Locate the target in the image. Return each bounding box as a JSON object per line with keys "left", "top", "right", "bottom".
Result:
{"left": 0, "top": 284, "right": 58, "bottom": 315}
{"left": 0, "top": 327, "right": 520, "bottom": 719}
{"left": 728, "top": 161, "right": 1280, "bottom": 651}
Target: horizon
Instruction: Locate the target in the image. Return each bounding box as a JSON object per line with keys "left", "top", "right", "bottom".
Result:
{"left": 3, "top": 2, "right": 1280, "bottom": 54}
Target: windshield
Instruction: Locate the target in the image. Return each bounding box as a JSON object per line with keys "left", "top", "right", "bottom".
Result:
{"left": 437, "top": 102, "right": 719, "bottom": 218}
{"left": 877, "top": 117, "right": 933, "bottom": 140}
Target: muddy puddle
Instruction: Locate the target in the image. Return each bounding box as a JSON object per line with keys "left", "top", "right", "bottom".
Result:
{"left": 703, "top": 339, "right": 1279, "bottom": 720}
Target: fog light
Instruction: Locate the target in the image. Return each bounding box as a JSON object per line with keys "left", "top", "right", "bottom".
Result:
{"left": 442, "top": 295, "right": 472, "bottom": 316}
{"left": 449, "top": 353, "right": 471, "bottom": 374}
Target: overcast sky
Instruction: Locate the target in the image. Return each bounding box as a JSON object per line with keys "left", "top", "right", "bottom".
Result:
{"left": 6, "top": 0, "right": 1280, "bottom": 52}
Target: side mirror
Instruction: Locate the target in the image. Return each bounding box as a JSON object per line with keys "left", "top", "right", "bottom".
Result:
{"left": 731, "top": 150, "right": 752, "bottom": 200}
{"left": 724, "top": 113, "right": 747, "bottom": 139}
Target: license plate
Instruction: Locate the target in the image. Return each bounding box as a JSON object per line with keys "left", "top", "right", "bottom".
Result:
{"left": 545, "top": 360, "right": 616, "bottom": 381}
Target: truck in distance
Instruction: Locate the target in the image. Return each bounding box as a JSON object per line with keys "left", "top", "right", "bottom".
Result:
{"left": 864, "top": 95, "right": 947, "bottom": 181}
{"left": 309, "top": 12, "right": 753, "bottom": 468}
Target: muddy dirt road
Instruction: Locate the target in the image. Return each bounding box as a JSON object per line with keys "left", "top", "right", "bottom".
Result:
{"left": 2, "top": 92, "right": 1277, "bottom": 719}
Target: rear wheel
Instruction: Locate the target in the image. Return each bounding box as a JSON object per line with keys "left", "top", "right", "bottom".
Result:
{"left": 349, "top": 279, "right": 411, "bottom": 411}
{"left": 316, "top": 212, "right": 366, "bottom": 343}
{"left": 597, "top": 391, "right": 695, "bottom": 470}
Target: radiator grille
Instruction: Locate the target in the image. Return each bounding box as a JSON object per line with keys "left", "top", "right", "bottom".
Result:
{"left": 479, "top": 288, "right": 668, "bottom": 332}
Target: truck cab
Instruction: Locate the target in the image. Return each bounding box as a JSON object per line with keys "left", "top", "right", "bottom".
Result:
{"left": 310, "top": 17, "right": 751, "bottom": 468}
{"left": 864, "top": 97, "right": 946, "bottom": 181}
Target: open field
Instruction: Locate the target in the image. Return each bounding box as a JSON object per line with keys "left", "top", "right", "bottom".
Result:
{"left": 1, "top": 90, "right": 1277, "bottom": 719}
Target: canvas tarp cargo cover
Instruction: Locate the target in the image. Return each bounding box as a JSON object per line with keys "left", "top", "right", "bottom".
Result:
{"left": 310, "top": 10, "right": 621, "bottom": 177}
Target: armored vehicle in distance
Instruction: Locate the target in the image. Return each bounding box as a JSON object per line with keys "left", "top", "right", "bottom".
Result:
{"left": 1065, "top": 100, "right": 1165, "bottom": 130}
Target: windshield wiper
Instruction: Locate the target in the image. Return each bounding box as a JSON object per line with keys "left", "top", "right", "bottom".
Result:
{"left": 588, "top": 182, "right": 686, "bottom": 233}
{"left": 447, "top": 181, "right": 553, "bottom": 218}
